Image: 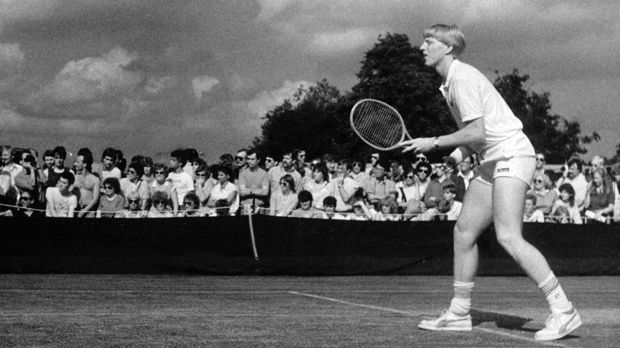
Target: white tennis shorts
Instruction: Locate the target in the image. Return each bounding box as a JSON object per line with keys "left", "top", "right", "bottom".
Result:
{"left": 475, "top": 131, "right": 536, "bottom": 187}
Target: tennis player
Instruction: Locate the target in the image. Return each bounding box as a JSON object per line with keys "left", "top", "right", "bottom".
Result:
{"left": 401, "top": 24, "right": 581, "bottom": 341}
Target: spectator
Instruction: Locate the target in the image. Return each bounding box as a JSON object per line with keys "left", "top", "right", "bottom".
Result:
{"left": 422, "top": 163, "right": 448, "bottom": 211}
{"left": 167, "top": 149, "right": 195, "bottom": 203}
{"left": 374, "top": 196, "right": 400, "bottom": 221}
{"left": 527, "top": 173, "right": 557, "bottom": 215}
{"left": 0, "top": 171, "right": 18, "bottom": 216}
{"left": 114, "top": 149, "right": 127, "bottom": 174}
{"left": 365, "top": 153, "right": 379, "bottom": 176}
{"left": 396, "top": 168, "right": 424, "bottom": 213}
{"left": 534, "top": 153, "right": 546, "bottom": 179}
{"left": 147, "top": 190, "right": 174, "bottom": 218}
{"left": 140, "top": 156, "right": 155, "bottom": 185}
{"left": 179, "top": 192, "right": 202, "bottom": 217}
{"left": 99, "top": 147, "right": 121, "bottom": 181}
{"left": 584, "top": 168, "right": 614, "bottom": 223}
{"left": 1, "top": 145, "right": 24, "bottom": 187}
{"left": 613, "top": 163, "right": 620, "bottom": 221}
{"left": 333, "top": 159, "right": 359, "bottom": 213}
{"left": 120, "top": 162, "right": 149, "bottom": 211}
{"left": 290, "top": 189, "right": 317, "bottom": 218}
{"left": 238, "top": 150, "right": 269, "bottom": 212}
{"left": 412, "top": 153, "right": 428, "bottom": 172}
{"left": 14, "top": 189, "right": 43, "bottom": 218}
{"left": 523, "top": 194, "right": 545, "bottom": 223}
{"left": 263, "top": 155, "right": 277, "bottom": 171}
{"left": 437, "top": 183, "right": 463, "bottom": 221}
{"left": 388, "top": 159, "right": 405, "bottom": 183}
{"left": 349, "top": 159, "right": 369, "bottom": 188}
{"left": 457, "top": 155, "right": 476, "bottom": 190}
{"left": 293, "top": 148, "right": 310, "bottom": 182}
{"left": 194, "top": 162, "right": 215, "bottom": 212}
{"left": 96, "top": 177, "right": 124, "bottom": 218}
{"left": 213, "top": 199, "right": 230, "bottom": 217}
{"left": 150, "top": 163, "right": 179, "bottom": 214}
{"left": 45, "top": 171, "right": 77, "bottom": 218}
{"left": 41, "top": 149, "right": 55, "bottom": 184}
{"left": 442, "top": 156, "right": 466, "bottom": 202}
{"left": 556, "top": 158, "right": 588, "bottom": 211}
{"left": 549, "top": 183, "right": 582, "bottom": 224}
{"left": 269, "top": 174, "right": 298, "bottom": 217}
{"left": 348, "top": 200, "right": 372, "bottom": 221}
{"left": 303, "top": 162, "right": 334, "bottom": 210}
{"left": 206, "top": 164, "right": 239, "bottom": 215}
{"left": 14, "top": 154, "right": 42, "bottom": 195}
{"left": 322, "top": 153, "right": 337, "bottom": 181}
{"left": 73, "top": 148, "right": 101, "bottom": 218}
{"left": 233, "top": 148, "right": 249, "bottom": 180}
{"left": 118, "top": 191, "right": 145, "bottom": 218}
{"left": 267, "top": 151, "right": 302, "bottom": 195}
{"left": 364, "top": 160, "right": 396, "bottom": 208}
{"left": 183, "top": 148, "right": 200, "bottom": 180}
{"left": 319, "top": 196, "right": 346, "bottom": 220}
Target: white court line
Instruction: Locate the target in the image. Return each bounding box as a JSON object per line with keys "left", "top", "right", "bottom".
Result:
{"left": 289, "top": 291, "right": 570, "bottom": 348}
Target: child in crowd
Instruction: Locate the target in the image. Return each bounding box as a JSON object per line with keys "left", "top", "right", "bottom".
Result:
{"left": 374, "top": 196, "right": 400, "bottom": 221}
{"left": 348, "top": 200, "right": 372, "bottom": 221}
{"left": 319, "top": 196, "right": 346, "bottom": 220}
{"left": 437, "top": 183, "right": 462, "bottom": 221}
{"left": 96, "top": 177, "right": 124, "bottom": 218}
{"left": 290, "top": 190, "right": 317, "bottom": 218}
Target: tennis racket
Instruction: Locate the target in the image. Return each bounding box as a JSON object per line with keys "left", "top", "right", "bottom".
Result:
{"left": 350, "top": 99, "right": 412, "bottom": 151}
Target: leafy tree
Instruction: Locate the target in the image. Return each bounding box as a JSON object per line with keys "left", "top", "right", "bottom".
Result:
{"left": 493, "top": 69, "right": 600, "bottom": 163}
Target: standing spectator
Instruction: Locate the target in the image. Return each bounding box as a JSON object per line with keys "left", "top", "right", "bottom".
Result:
{"left": 584, "top": 168, "right": 614, "bottom": 223}
{"left": 293, "top": 149, "right": 310, "bottom": 182}
{"left": 322, "top": 153, "right": 337, "bottom": 181}
{"left": 303, "top": 162, "right": 334, "bottom": 211}
{"left": 14, "top": 154, "right": 42, "bottom": 195}
{"left": 264, "top": 155, "right": 277, "bottom": 171}
{"left": 290, "top": 190, "right": 317, "bottom": 218}
{"left": 333, "top": 159, "right": 359, "bottom": 213}
{"left": 527, "top": 173, "right": 557, "bottom": 215}
{"left": 533, "top": 153, "right": 546, "bottom": 179}
{"left": 524, "top": 194, "right": 545, "bottom": 223}
{"left": 458, "top": 155, "right": 476, "bottom": 190}
{"left": 232, "top": 148, "right": 248, "bottom": 182}
{"left": 364, "top": 160, "right": 396, "bottom": 208}
{"left": 120, "top": 163, "right": 149, "bottom": 211}
{"left": 0, "top": 171, "right": 18, "bottom": 216}
{"left": 150, "top": 163, "right": 178, "bottom": 215}
{"left": 40, "top": 149, "right": 55, "bottom": 184}
{"left": 100, "top": 147, "right": 121, "bottom": 181}
{"left": 45, "top": 171, "right": 77, "bottom": 218}
{"left": 73, "top": 148, "right": 101, "bottom": 218}
{"left": 238, "top": 150, "right": 269, "bottom": 212}
{"left": 267, "top": 151, "right": 302, "bottom": 195}
{"left": 269, "top": 174, "right": 298, "bottom": 217}
{"left": 437, "top": 183, "right": 463, "bottom": 221}
{"left": 443, "top": 157, "right": 466, "bottom": 202}
{"left": 550, "top": 183, "right": 582, "bottom": 224}
{"left": 167, "top": 149, "right": 195, "bottom": 204}
{"left": 1, "top": 145, "right": 23, "bottom": 186}
{"left": 45, "top": 146, "right": 70, "bottom": 189}
{"left": 556, "top": 158, "right": 588, "bottom": 211}
{"left": 97, "top": 177, "right": 124, "bottom": 218}
{"left": 207, "top": 164, "right": 239, "bottom": 215}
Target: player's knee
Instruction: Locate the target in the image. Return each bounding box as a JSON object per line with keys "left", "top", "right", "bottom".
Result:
{"left": 454, "top": 224, "right": 476, "bottom": 247}
{"left": 495, "top": 232, "right": 522, "bottom": 252}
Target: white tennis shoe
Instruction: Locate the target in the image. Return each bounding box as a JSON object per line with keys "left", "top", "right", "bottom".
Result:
{"left": 418, "top": 309, "right": 472, "bottom": 331}
{"left": 535, "top": 307, "right": 582, "bottom": 341}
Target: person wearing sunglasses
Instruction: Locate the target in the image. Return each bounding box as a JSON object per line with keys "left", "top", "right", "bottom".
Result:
{"left": 149, "top": 163, "right": 179, "bottom": 215}
{"left": 14, "top": 189, "right": 43, "bottom": 218}
{"left": 178, "top": 192, "right": 202, "bottom": 217}
{"left": 534, "top": 153, "right": 546, "bottom": 179}
{"left": 118, "top": 191, "right": 145, "bottom": 218}
{"left": 96, "top": 177, "right": 124, "bottom": 218}
{"left": 527, "top": 173, "right": 557, "bottom": 216}
{"left": 120, "top": 163, "right": 149, "bottom": 211}
{"left": 147, "top": 190, "right": 174, "bottom": 218}
{"left": 269, "top": 174, "right": 298, "bottom": 217}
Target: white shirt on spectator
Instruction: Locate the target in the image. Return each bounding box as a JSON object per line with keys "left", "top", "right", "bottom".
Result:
{"left": 210, "top": 182, "right": 239, "bottom": 215}
{"left": 166, "top": 171, "right": 194, "bottom": 202}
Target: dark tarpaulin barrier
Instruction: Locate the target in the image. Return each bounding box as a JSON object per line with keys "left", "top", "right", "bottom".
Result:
{"left": 1, "top": 216, "right": 619, "bottom": 275}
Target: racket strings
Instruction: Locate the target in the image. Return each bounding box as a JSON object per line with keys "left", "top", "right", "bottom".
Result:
{"left": 352, "top": 102, "right": 404, "bottom": 150}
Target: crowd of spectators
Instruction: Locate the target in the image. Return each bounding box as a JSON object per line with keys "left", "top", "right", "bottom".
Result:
{"left": 1, "top": 144, "right": 618, "bottom": 223}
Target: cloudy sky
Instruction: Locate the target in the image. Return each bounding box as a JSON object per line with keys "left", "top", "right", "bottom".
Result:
{"left": 0, "top": 0, "right": 618, "bottom": 163}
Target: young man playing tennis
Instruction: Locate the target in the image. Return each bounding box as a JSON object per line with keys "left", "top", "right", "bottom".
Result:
{"left": 401, "top": 24, "right": 580, "bottom": 341}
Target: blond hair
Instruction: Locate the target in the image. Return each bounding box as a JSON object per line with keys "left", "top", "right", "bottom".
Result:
{"left": 423, "top": 24, "right": 466, "bottom": 57}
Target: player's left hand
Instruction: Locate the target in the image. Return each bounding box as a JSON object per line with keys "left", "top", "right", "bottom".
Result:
{"left": 401, "top": 137, "right": 434, "bottom": 154}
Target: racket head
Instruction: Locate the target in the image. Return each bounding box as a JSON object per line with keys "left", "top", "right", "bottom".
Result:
{"left": 350, "top": 99, "right": 410, "bottom": 151}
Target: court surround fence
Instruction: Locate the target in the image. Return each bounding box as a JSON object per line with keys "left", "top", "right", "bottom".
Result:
{"left": 1, "top": 215, "right": 619, "bottom": 276}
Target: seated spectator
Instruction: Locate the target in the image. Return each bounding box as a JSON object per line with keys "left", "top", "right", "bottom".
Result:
{"left": 457, "top": 154, "right": 476, "bottom": 190}
{"left": 348, "top": 200, "right": 372, "bottom": 221}
{"left": 333, "top": 159, "right": 359, "bottom": 213}
{"left": 549, "top": 183, "right": 582, "bottom": 224}
{"left": 555, "top": 158, "right": 588, "bottom": 211}
{"left": 290, "top": 190, "right": 317, "bottom": 218}
{"left": 118, "top": 192, "right": 145, "bottom": 218}
{"left": 269, "top": 174, "right": 298, "bottom": 217}
{"left": 46, "top": 171, "right": 77, "bottom": 218}
{"left": 268, "top": 151, "right": 302, "bottom": 195}
{"left": 206, "top": 164, "right": 239, "bottom": 215}
{"left": 437, "top": 183, "right": 462, "bottom": 221}
{"left": 527, "top": 173, "right": 557, "bottom": 215}
{"left": 147, "top": 191, "right": 174, "bottom": 218}
{"left": 40, "top": 149, "right": 54, "bottom": 185}
{"left": 419, "top": 163, "right": 449, "bottom": 216}
{"left": 374, "top": 196, "right": 400, "bottom": 221}
{"left": 533, "top": 152, "right": 546, "bottom": 179}
{"left": 140, "top": 156, "right": 155, "bottom": 185}
{"left": 194, "top": 162, "right": 215, "bottom": 211}
{"left": 13, "top": 189, "right": 43, "bottom": 217}
{"left": 213, "top": 199, "right": 230, "bottom": 217}
{"left": 96, "top": 177, "right": 124, "bottom": 218}
{"left": 442, "top": 157, "right": 465, "bottom": 202}
{"left": 179, "top": 192, "right": 202, "bottom": 217}
{"left": 523, "top": 194, "right": 545, "bottom": 223}
{"left": 349, "top": 159, "right": 369, "bottom": 188}
{"left": 120, "top": 163, "right": 150, "bottom": 211}
{"left": 402, "top": 162, "right": 432, "bottom": 219}
{"left": 72, "top": 148, "right": 101, "bottom": 218}
{"left": 396, "top": 168, "right": 423, "bottom": 212}
{"left": 303, "top": 162, "right": 334, "bottom": 211}
{"left": 150, "top": 163, "right": 179, "bottom": 214}
{"left": 319, "top": 196, "right": 346, "bottom": 220}
{"left": 364, "top": 160, "right": 396, "bottom": 208}
{"left": 0, "top": 171, "right": 18, "bottom": 217}
{"left": 584, "top": 168, "right": 614, "bottom": 223}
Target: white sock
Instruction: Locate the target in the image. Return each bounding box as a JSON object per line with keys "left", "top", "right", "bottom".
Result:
{"left": 449, "top": 281, "right": 474, "bottom": 316}
{"left": 538, "top": 272, "right": 572, "bottom": 313}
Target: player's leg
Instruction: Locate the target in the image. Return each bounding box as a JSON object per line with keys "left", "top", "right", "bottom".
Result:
{"left": 492, "top": 160, "right": 581, "bottom": 341}
{"left": 418, "top": 178, "right": 493, "bottom": 331}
